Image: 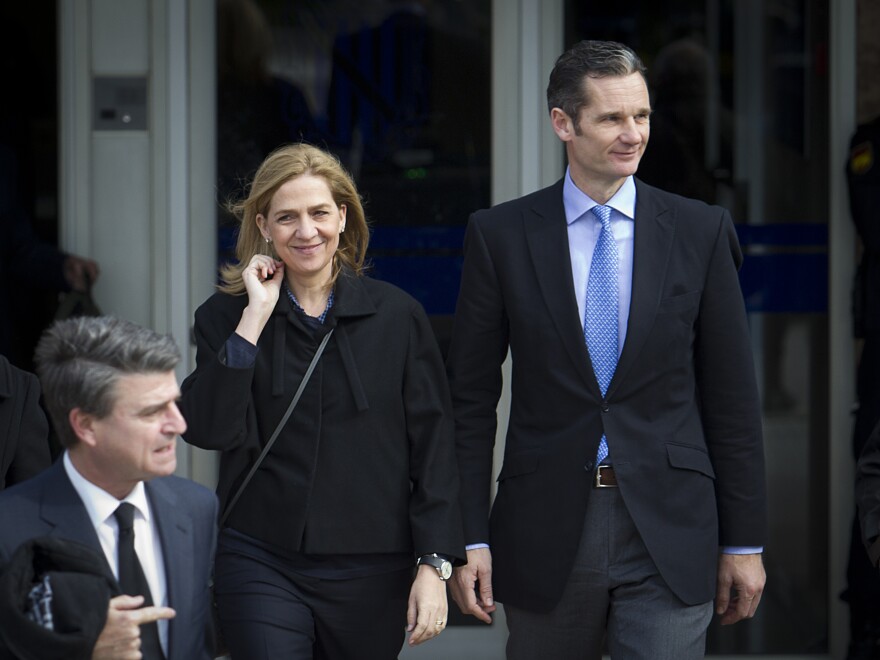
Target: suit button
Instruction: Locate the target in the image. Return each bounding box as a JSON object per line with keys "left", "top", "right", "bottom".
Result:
{"left": 584, "top": 460, "right": 594, "bottom": 472}
{"left": 601, "top": 403, "right": 610, "bottom": 413}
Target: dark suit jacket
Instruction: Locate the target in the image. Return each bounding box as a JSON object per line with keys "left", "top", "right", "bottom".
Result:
{"left": 0, "top": 459, "right": 219, "bottom": 660}
{"left": 857, "top": 420, "right": 880, "bottom": 566}
{"left": 446, "top": 178, "right": 767, "bottom": 611}
{"left": 0, "top": 355, "right": 51, "bottom": 490}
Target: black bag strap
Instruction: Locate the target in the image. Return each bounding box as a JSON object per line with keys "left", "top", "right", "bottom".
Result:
{"left": 219, "top": 329, "right": 334, "bottom": 527}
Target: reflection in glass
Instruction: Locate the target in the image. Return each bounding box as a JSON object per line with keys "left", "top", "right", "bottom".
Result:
{"left": 215, "top": 0, "right": 491, "bottom": 357}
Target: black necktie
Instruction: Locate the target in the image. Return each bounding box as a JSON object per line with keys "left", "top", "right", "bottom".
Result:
{"left": 114, "top": 503, "right": 165, "bottom": 660}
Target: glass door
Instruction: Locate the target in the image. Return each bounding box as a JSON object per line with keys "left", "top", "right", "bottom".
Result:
{"left": 215, "top": 0, "right": 491, "bottom": 356}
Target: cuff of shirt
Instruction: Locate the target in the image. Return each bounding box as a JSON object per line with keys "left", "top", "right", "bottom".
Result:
{"left": 721, "top": 546, "right": 763, "bottom": 555}
{"left": 225, "top": 333, "right": 258, "bottom": 368}
{"left": 465, "top": 543, "right": 490, "bottom": 551}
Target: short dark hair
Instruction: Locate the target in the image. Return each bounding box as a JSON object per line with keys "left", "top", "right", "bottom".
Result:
{"left": 35, "top": 316, "right": 180, "bottom": 448}
{"left": 547, "top": 40, "right": 647, "bottom": 120}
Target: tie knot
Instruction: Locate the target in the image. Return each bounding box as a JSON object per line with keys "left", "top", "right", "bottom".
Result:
{"left": 590, "top": 204, "right": 613, "bottom": 228}
{"left": 114, "top": 502, "right": 136, "bottom": 532}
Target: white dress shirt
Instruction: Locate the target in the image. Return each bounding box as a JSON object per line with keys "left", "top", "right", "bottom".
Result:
{"left": 63, "top": 451, "right": 170, "bottom": 653}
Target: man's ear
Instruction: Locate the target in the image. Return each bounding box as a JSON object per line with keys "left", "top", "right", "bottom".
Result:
{"left": 550, "top": 107, "right": 575, "bottom": 143}
{"left": 69, "top": 408, "right": 98, "bottom": 447}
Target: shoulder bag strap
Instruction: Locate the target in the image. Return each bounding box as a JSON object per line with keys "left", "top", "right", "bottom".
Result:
{"left": 219, "top": 328, "right": 334, "bottom": 527}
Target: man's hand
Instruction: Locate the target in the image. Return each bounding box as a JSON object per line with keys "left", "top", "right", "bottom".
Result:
{"left": 63, "top": 254, "right": 100, "bottom": 292}
{"left": 406, "top": 565, "right": 448, "bottom": 646}
{"left": 715, "top": 553, "right": 765, "bottom": 625}
{"left": 92, "top": 595, "right": 175, "bottom": 660}
{"left": 449, "top": 547, "right": 495, "bottom": 624}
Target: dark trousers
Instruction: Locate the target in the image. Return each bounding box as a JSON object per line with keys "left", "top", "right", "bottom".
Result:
{"left": 504, "top": 487, "right": 712, "bottom": 660}
{"left": 213, "top": 540, "right": 411, "bottom": 660}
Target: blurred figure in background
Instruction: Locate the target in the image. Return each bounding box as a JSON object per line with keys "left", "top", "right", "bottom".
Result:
{"left": 0, "top": 143, "right": 99, "bottom": 369}
{"left": 216, "top": 0, "right": 323, "bottom": 267}
{"left": 849, "top": 113, "right": 880, "bottom": 660}
{"left": 0, "top": 353, "right": 51, "bottom": 490}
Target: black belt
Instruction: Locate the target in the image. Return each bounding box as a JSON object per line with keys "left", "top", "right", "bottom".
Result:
{"left": 594, "top": 465, "right": 618, "bottom": 488}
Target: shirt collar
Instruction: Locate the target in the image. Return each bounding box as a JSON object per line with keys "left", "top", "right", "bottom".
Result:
{"left": 283, "top": 282, "right": 335, "bottom": 324}
{"left": 63, "top": 451, "right": 151, "bottom": 528}
{"left": 563, "top": 168, "right": 637, "bottom": 225}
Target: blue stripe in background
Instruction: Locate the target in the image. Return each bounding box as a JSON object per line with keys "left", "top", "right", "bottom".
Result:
{"left": 221, "top": 224, "right": 829, "bottom": 316}
{"left": 734, "top": 224, "right": 828, "bottom": 314}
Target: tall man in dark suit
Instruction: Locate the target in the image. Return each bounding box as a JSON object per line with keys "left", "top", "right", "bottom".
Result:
{"left": 446, "top": 40, "right": 767, "bottom": 659}
{"left": 0, "top": 315, "right": 218, "bottom": 660}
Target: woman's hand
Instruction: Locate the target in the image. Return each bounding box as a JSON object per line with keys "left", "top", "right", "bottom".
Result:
{"left": 235, "top": 254, "right": 284, "bottom": 344}
{"left": 406, "top": 565, "right": 448, "bottom": 646}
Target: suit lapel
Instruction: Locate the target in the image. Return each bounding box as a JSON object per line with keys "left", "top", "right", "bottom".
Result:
{"left": 524, "top": 182, "right": 600, "bottom": 395}
{"left": 609, "top": 180, "right": 675, "bottom": 393}
{"left": 39, "top": 462, "right": 106, "bottom": 552}
{"left": 148, "top": 479, "right": 191, "bottom": 660}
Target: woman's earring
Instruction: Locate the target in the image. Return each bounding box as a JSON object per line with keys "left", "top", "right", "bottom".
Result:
{"left": 264, "top": 236, "right": 272, "bottom": 243}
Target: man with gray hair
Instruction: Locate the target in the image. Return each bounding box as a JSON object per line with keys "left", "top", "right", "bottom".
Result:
{"left": 0, "top": 316, "right": 218, "bottom": 660}
{"left": 447, "top": 39, "right": 766, "bottom": 658}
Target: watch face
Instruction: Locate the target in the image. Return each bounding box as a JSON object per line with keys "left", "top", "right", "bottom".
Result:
{"left": 420, "top": 554, "right": 454, "bottom": 580}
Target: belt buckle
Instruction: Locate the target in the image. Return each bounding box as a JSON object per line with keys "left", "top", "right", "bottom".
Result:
{"left": 594, "top": 465, "right": 615, "bottom": 488}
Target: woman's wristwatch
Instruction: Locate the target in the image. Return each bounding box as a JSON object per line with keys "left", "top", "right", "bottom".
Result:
{"left": 417, "top": 553, "right": 453, "bottom": 581}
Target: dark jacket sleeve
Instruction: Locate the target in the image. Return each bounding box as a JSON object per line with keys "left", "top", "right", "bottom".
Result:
{"left": 179, "top": 295, "right": 257, "bottom": 452}
{"left": 403, "top": 303, "right": 466, "bottom": 563}
{"left": 446, "top": 213, "right": 510, "bottom": 545}
{"left": 694, "top": 211, "right": 767, "bottom": 547}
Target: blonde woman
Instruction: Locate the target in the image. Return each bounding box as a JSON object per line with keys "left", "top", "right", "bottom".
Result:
{"left": 180, "top": 143, "right": 464, "bottom": 659}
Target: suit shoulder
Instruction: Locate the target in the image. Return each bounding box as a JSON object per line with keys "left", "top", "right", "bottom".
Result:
{"left": 0, "top": 464, "right": 54, "bottom": 501}
{"left": 160, "top": 473, "right": 216, "bottom": 494}
{"left": 469, "top": 181, "right": 563, "bottom": 230}
{"left": 638, "top": 180, "right": 732, "bottom": 233}
{"left": 155, "top": 475, "right": 217, "bottom": 508}
{"left": 641, "top": 181, "right": 725, "bottom": 214}
{"left": 0, "top": 468, "right": 54, "bottom": 539}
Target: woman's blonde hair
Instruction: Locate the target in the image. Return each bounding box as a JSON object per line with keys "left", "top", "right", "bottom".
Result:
{"left": 219, "top": 143, "right": 370, "bottom": 294}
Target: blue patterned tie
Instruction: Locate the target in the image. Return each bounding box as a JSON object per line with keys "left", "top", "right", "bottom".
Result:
{"left": 584, "top": 205, "right": 619, "bottom": 465}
